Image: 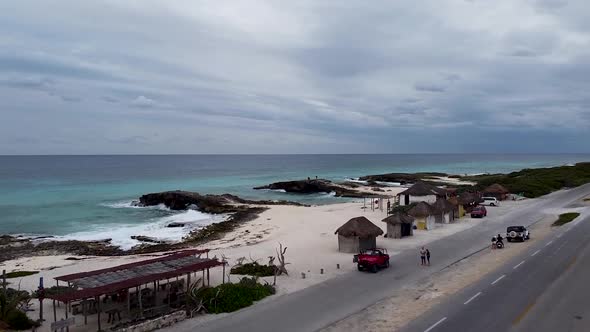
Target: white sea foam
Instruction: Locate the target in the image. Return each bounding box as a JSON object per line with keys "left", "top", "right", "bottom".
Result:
{"left": 55, "top": 209, "right": 226, "bottom": 250}
{"left": 375, "top": 181, "right": 402, "bottom": 187}
{"left": 100, "top": 200, "right": 170, "bottom": 211}
{"left": 345, "top": 178, "right": 369, "bottom": 185}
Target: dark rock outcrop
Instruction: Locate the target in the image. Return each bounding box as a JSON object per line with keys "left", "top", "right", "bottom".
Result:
{"left": 254, "top": 179, "right": 372, "bottom": 198}
{"left": 130, "top": 236, "right": 170, "bottom": 244}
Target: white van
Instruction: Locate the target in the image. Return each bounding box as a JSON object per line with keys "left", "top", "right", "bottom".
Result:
{"left": 481, "top": 197, "right": 500, "bottom": 206}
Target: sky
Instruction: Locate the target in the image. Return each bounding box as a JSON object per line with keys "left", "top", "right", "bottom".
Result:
{"left": 1, "top": 0, "right": 589, "bottom": 154}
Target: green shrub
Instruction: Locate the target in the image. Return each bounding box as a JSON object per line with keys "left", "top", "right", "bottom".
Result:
{"left": 4, "top": 310, "right": 37, "bottom": 330}
{"left": 552, "top": 213, "right": 580, "bottom": 226}
{"left": 193, "top": 277, "right": 275, "bottom": 313}
{"left": 0, "top": 288, "right": 38, "bottom": 330}
{"left": 4, "top": 271, "right": 39, "bottom": 279}
{"left": 32, "top": 285, "right": 75, "bottom": 299}
{"left": 230, "top": 262, "right": 276, "bottom": 277}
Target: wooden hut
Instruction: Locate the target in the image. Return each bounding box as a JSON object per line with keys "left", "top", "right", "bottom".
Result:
{"left": 458, "top": 192, "right": 480, "bottom": 214}
{"left": 407, "top": 202, "right": 436, "bottom": 230}
{"left": 397, "top": 181, "right": 447, "bottom": 206}
{"left": 448, "top": 196, "right": 462, "bottom": 218}
{"left": 334, "top": 216, "right": 384, "bottom": 253}
{"left": 483, "top": 184, "right": 510, "bottom": 200}
{"left": 432, "top": 198, "right": 455, "bottom": 224}
{"left": 382, "top": 212, "right": 414, "bottom": 239}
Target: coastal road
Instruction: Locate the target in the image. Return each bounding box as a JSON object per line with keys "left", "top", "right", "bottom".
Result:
{"left": 399, "top": 213, "right": 590, "bottom": 332}
{"left": 168, "top": 184, "right": 590, "bottom": 332}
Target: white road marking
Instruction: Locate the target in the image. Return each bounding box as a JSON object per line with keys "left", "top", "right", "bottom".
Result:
{"left": 424, "top": 317, "right": 447, "bottom": 332}
{"left": 546, "top": 240, "right": 553, "bottom": 246}
{"left": 464, "top": 292, "right": 482, "bottom": 305}
{"left": 514, "top": 260, "right": 525, "bottom": 269}
{"left": 491, "top": 275, "right": 506, "bottom": 285}
{"left": 557, "top": 233, "right": 563, "bottom": 238}
{"left": 531, "top": 250, "right": 541, "bottom": 256}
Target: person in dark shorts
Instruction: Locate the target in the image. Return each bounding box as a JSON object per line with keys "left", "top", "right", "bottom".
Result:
{"left": 426, "top": 249, "right": 431, "bottom": 265}
{"left": 420, "top": 247, "right": 426, "bottom": 265}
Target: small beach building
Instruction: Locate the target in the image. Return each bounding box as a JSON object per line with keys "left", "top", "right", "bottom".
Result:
{"left": 397, "top": 182, "right": 447, "bottom": 206}
{"left": 458, "top": 192, "right": 480, "bottom": 214}
{"left": 483, "top": 184, "right": 510, "bottom": 201}
{"left": 448, "top": 196, "right": 463, "bottom": 218}
{"left": 407, "top": 202, "right": 436, "bottom": 230}
{"left": 335, "top": 216, "right": 384, "bottom": 253}
{"left": 382, "top": 212, "right": 414, "bottom": 239}
{"left": 432, "top": 198, "right": 455, "bottom": 224}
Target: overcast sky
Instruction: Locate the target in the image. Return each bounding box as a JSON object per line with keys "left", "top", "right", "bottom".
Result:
{"left": 1, "top": 0, "right": 589, "bottom": 154}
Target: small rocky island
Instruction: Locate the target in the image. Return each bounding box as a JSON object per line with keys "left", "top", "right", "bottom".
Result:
{"left": 253, "top": 179, "right": 375, "bottom": 198}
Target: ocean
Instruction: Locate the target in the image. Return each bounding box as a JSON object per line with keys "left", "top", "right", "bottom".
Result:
{"left": 1, "top": 154, "right": 588, "bottom": 249}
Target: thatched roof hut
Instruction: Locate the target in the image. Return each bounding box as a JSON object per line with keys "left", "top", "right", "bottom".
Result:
{"left": 335, "top": 217, "right": 384, "bottom": 238}
{"left": 407, "top": 201, "right": 434, "bottom": 218}
{"left": 335, "top": 217, "right": 383, "bottom": 253}
{"left": 399, "top": 182, "right": 447, "bottom": 197}
{"left": 458, "top": 192, "right": 478, "bottom": 205}
{"left": 484, "top": 183, "right": 510, "bottom": 200}
{"left": 432, "top": 198, "right": 454, "bottom": 214}
{"left": 448, "top": 196, "right": 459, "bottom": 206}
{"left": 382, "top": 212, "right": 414, "bottom": 238}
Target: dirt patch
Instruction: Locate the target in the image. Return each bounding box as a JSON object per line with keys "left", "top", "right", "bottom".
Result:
{"left": 322, "top": 215, "right": 556, "bottom": 332}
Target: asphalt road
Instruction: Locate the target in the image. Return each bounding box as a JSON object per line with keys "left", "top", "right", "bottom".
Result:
{"left": 168, "top": 184, "right": 590, "bottom": 332}
{"left": 400, "top": 213, "right": 590, "bottom": 332}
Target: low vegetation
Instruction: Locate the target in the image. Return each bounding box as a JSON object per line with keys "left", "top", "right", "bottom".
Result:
{"left": 189, "top": 277, "right": 275, "bottom": 314}
{"left": 4, "top": 271, "right": 39, "bottom": 279}
{"left": 463, "top": 162, "right": 590, "bottom": 198}
{"left": 552, "top": 212, "right": 580, "bottom": 226}
{"left": 230, "top": 262, "right": 275, "bottom": 277}
{"left": 0, "top": 287, "right": 39, "bottom": 330}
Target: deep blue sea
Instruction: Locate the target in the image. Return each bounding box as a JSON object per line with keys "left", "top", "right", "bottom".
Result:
{"left": 1, "top": 154, "right": 588, "bottom": 249}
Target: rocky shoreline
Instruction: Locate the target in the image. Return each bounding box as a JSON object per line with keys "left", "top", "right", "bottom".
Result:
{"left": 253, "top": 179, "right": 384, "bottom": 198}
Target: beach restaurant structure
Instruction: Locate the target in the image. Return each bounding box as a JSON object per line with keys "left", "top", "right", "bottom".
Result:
{"left": 483, "top": 183, "right": 510, "bottom": 201}
{"left": 335, "top": 216, "right": 384, "bottom": 253}
{"left": 407, "top": 201, "right": 436, "bottom": 230}
{"left": 45, "top": 249, "right": 224, "bottom": 332}
{"left": 382, "top": 212, "right": 414, "bottom": 239}
{"left": 397, "top": 182, "right": 447, "bottom": 206}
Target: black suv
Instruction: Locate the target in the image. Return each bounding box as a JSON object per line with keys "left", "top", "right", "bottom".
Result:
{"left": 506, "top": 226, "right": 530, "bottom": 242}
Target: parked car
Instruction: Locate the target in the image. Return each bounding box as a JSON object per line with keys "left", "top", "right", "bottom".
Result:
{"left": 506, "top": 226, "right": 530, "bottom": 242}
{"left": 354, "top": 248, "right": 390, "bottom": 273}
{"left": 481, "top": 197, "right": 500, "bottom": 206}
{"left": 471, "top": 205, "right": 487, "bottom": 218}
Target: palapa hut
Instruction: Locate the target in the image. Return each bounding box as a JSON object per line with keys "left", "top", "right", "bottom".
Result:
{"left": 432, "top": 198, "right": 455, "bottom": 224}
{"left": 335, "top": 216, "right": 384, "bottom": 253}
{"left": 382, "top": 212, "right": 414, "bottom": 239}
{"left": 407, "top": 201, "right": 436, "bottom": 230}
{"left": 458, "top": 192, "right": 480, "bottom": 214}
{"left": 397, "top": 181, "right": 447, "bottom": 206}
{"left": 483, "top": 183, "right": 510, "bottom": 200}
{"left": 448, "top": 196, "right": 462, "bottom": 218}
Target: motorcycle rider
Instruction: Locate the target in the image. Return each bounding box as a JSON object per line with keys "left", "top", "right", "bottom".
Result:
{"left": 497, "top": 233, "right": 504, "bottom": 245}
{"left": 491, "top": 235, "right": 497, "bottom": 249}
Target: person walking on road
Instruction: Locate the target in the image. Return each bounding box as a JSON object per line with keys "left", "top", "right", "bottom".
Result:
{"left": 426, "top": 249, "right": 431, "bottom": 265}
{"left": 420, "top": 246, "right": 426, "bottom": 265}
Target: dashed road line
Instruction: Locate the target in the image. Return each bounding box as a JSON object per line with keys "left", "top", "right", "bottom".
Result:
{"left": 545, "top": 240, "right": 553, "bottom": 246}
{"left": 531, "top": 250, "right": 541, "bottom": 257}
{"left": 464, "top": 292, "right": 482, "bottom": 305}
{"left": 514, "top": 260, "right": 525, "bottom": 269}
{"left": 424, "top": 317, "right": 447, "bottom": 332}
{"left": 491, "top": 275, "right": 506, "bottom": 285}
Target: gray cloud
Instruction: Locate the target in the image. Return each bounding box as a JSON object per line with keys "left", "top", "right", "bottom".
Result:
{"left": 0, "top": 0, "right": 589, "bottom": 154}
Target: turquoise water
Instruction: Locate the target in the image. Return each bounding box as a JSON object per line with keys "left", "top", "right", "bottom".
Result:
{"left": 1, "top": 154, "right": 588, "bottom": 248}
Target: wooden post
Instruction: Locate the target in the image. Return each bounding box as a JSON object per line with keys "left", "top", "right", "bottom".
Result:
{"left": 65, "top": 301, "right": 70, "bottom": 332}
{"left": 56, "top": 280, "right": 60, "bottom": 308}
{"left": 202, "top": 270, "right": 205, "bottom": 286}
{"left": 207, "top": 268, "right": 210, "bottom": 286}
{"left": 153, "top": 281, "right": 157, "bottom": 307}
{"left": 138, "top": 285, "right": 143, "bottom": 317}
{"left": 222, "top": 263, "right": 226, "bottom": 284}
{"left": 53, "top": 299, "right": 57, "bottom": 322}
{"left": 127, "top": 289, "right": 131, "bottom": 316}
{"left": 96, "top": 296, "right": 101, "bottom": 332}
{"left": 83, "top": 298, "right": 88, "bottom": 325}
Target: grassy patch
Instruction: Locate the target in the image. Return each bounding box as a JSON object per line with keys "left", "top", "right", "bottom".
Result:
{"left": 4, "top": 271, "right": 39, "bottom": 279}
{"left": 231, "top": 262, "right": 275, "bottom": 277}
{"left": 462, "top": 162, "right": 590, "bottom": 198}
{"left": 191, "top": 277, "right": 275, "bottom": 314}
{"left": 552, "top": 212, "right": 581, "bottom": 226}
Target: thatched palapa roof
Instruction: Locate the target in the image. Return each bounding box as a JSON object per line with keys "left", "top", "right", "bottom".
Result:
{"left": 432, "top": 198, "right": 455, "bottom": 214}
{"left": 398, "top": 182, "right": 447, "bottom": 197}
{"left": 407, "top": 201, "right": 434, "bottom": 217}
{"left": 448, "top": 196, "right": 459, "bottom": 206}
{"left": 335, "top": 216, "right": 384, "bottom": 238}
{"left": 458, "top": 192, "right": 479, "bottom": 205}
{"left": 484, "top": 183, "right": 510, "bottom": 194}
{"left": 382, "top": 212, "right": 414, "bottom": 225}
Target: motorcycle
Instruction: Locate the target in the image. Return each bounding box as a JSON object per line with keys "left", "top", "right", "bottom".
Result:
{"left": 495, "top": 240, "right": 504, "bottom": 249}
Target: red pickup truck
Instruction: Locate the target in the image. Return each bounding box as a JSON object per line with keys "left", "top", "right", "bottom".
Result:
{"left": 354, "top": 248, "right": 390, "bottom": 273}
